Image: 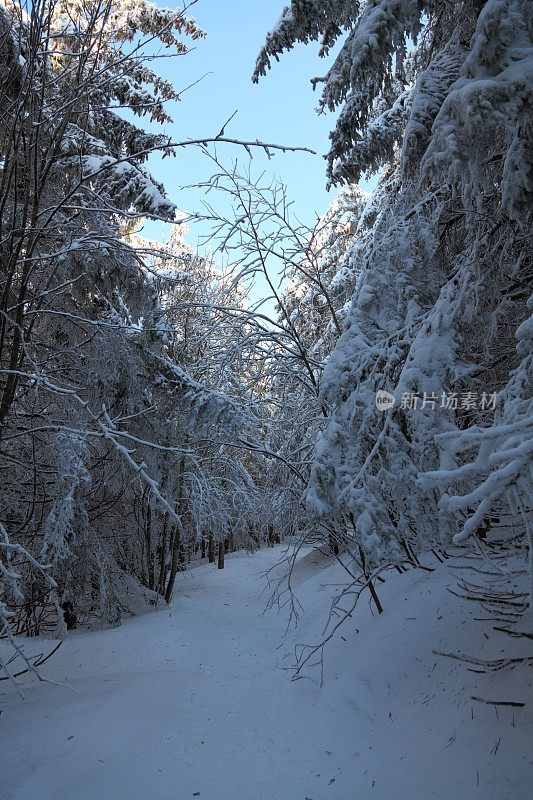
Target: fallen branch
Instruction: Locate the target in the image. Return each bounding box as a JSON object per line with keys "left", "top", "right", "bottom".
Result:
{"left": 493, "top": 626, "right": 533, "bottom": 640}
{"left": 0, "top": 641, "right": 63, "bottom": 681}
{"left": 471, "top": 695, "right": 525, "bottom": 708}
{"left": 433, "top": 650, "right": 533, "bottom": 672}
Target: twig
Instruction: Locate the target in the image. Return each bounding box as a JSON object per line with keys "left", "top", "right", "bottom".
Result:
{"left": 433, "top": 650, "right": 533, "bottom": 672}
{"left": 493, "top": 626, "right": 533, "bottom": 640}
{"left": 471, "top": 696, "right": 525, "bottom": 708}
{"left": 0, "top": 641, "right": 63, "bottom": 681}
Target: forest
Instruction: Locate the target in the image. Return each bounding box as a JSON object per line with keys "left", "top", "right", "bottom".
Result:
{"left": 1, "top": 1, "right": 532, "bottom": 799}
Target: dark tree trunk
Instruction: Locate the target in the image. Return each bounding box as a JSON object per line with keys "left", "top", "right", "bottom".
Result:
{"left": 358, "top": 545, "right": 383, "bottom": 614}
{"left": 218, "top": 540, "right": 225, "bottom": 570}
{"left": 400, "top": 538, "right": 418, "bottom": 567}
{"left": 328, "top": 531, "right": 339, "bottom": 555}
{"left": 157, "top": 515, "right": 169, "bottom": 595}
{"left": 208, "top": 534, "right": 215, "bottom": 563}
{"left": 164, "top": 528, "right": 179, "bottom": 603}
{"left": 267, "top": 525, "right": 279, "bottom": 547}
{"left": 145, "top": 501, "right": 155, "bottom": 591}
{"left": 164, "top": 530, "right": 188, "bottom": 603}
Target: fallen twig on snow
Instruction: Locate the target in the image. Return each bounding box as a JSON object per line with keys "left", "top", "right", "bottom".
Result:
{"left": 471, "top": 695, "right": 525, "bottom": 707}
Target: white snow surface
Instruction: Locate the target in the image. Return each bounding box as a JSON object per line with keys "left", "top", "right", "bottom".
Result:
{"left": 2, "top": 546, "right": 532, "bottom": 800}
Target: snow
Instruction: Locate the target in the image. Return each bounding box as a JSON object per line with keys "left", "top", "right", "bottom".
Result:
{"left": 2, "top": 546, "right": 532, "bottom": 800}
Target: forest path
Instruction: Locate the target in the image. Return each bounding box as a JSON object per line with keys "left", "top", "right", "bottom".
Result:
{"left": 2, "top": 545, "right": 532, "bottom": 800}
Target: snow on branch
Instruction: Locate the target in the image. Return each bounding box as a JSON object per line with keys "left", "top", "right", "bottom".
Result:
{"left": 152, "top": 353, "right": 260, "bottom": 436}
{"left": 0, "top": 522, "right": 58, "bottom": 689}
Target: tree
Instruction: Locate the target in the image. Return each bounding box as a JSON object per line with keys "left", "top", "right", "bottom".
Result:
{"left": 255, "top": 0, "right": 533, "bottom": 621}
{"left": 194, "top": 161, "right": 374, "bottom": 571}
{"left": 1, "top": 0, "right": 309, "bottom": 674}
{"left": 0, "top": 0, "right": 209, "bottom": 653}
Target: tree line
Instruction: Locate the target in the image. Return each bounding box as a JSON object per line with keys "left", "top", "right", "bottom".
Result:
{"left": 1, "top": 0, "right": 531, "bottom": 681}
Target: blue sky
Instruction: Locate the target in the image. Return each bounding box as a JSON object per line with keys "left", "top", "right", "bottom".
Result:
{"left": 141, "top": 1, "right": 377, "bottom": 312}
{"left": 145, "top": 1, "right": 374, "bottom": 240}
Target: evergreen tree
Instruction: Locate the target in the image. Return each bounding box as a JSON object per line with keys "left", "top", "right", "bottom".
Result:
{"left": 256, "top": 1, "right": 533, "bottom": 608}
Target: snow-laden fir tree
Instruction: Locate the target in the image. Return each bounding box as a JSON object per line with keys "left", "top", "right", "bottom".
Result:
{"left": 0, "top": 0, "right": 273, "bottom": 664}
{"left": 0, "top": 0, "right": 206, "bottom": 646}
{"left": 255, "top": 0, "right": 533, "bottom": 613}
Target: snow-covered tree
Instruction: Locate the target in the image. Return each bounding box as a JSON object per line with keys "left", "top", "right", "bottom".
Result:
{"left": 0, "top": 0, "right": 293, "bottom": 663}
{"left": 283, "top": 186, "right": 367, "bottom": 364}
{"left": 256, "top": 0, "right": 533, "bottom": 616}
{"left": 0, "top": 0, "right": 206, "bottom": 643}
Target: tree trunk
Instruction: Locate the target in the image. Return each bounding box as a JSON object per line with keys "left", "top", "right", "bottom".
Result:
{"left": 208, "top": 534, "right": 215, "bottom": 563}
{"left": 218, "top": 540, "right": 225, "bottom": 570}
{"left": 328, "top": 531, "right": 339, "bottom": 555}
{"left": 358, "top": 545, "right": 383, "bottom": 614}
{"left": 164, "top": 528, "right": 179, "bottom": 603}
{"left": 165, "top": 530, "right": 188, "bottom": 603}
{"left": 157, "top": 514, "right": 169, "bottom": 595}
{"left": 145, "top": 501, "right": 155, "bottom": 591}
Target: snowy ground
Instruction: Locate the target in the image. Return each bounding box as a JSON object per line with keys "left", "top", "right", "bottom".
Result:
{"left": 2, "top": 545, "right": 532, "bottom": 800}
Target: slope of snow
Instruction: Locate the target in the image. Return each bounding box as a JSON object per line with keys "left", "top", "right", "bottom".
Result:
{"left": 1, "top": 546, "right": 532, "bottom": 800}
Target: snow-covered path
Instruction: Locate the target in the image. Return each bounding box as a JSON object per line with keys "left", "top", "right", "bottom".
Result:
{"left": 2, "top": 546, "right": 532, "bottom": 800}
